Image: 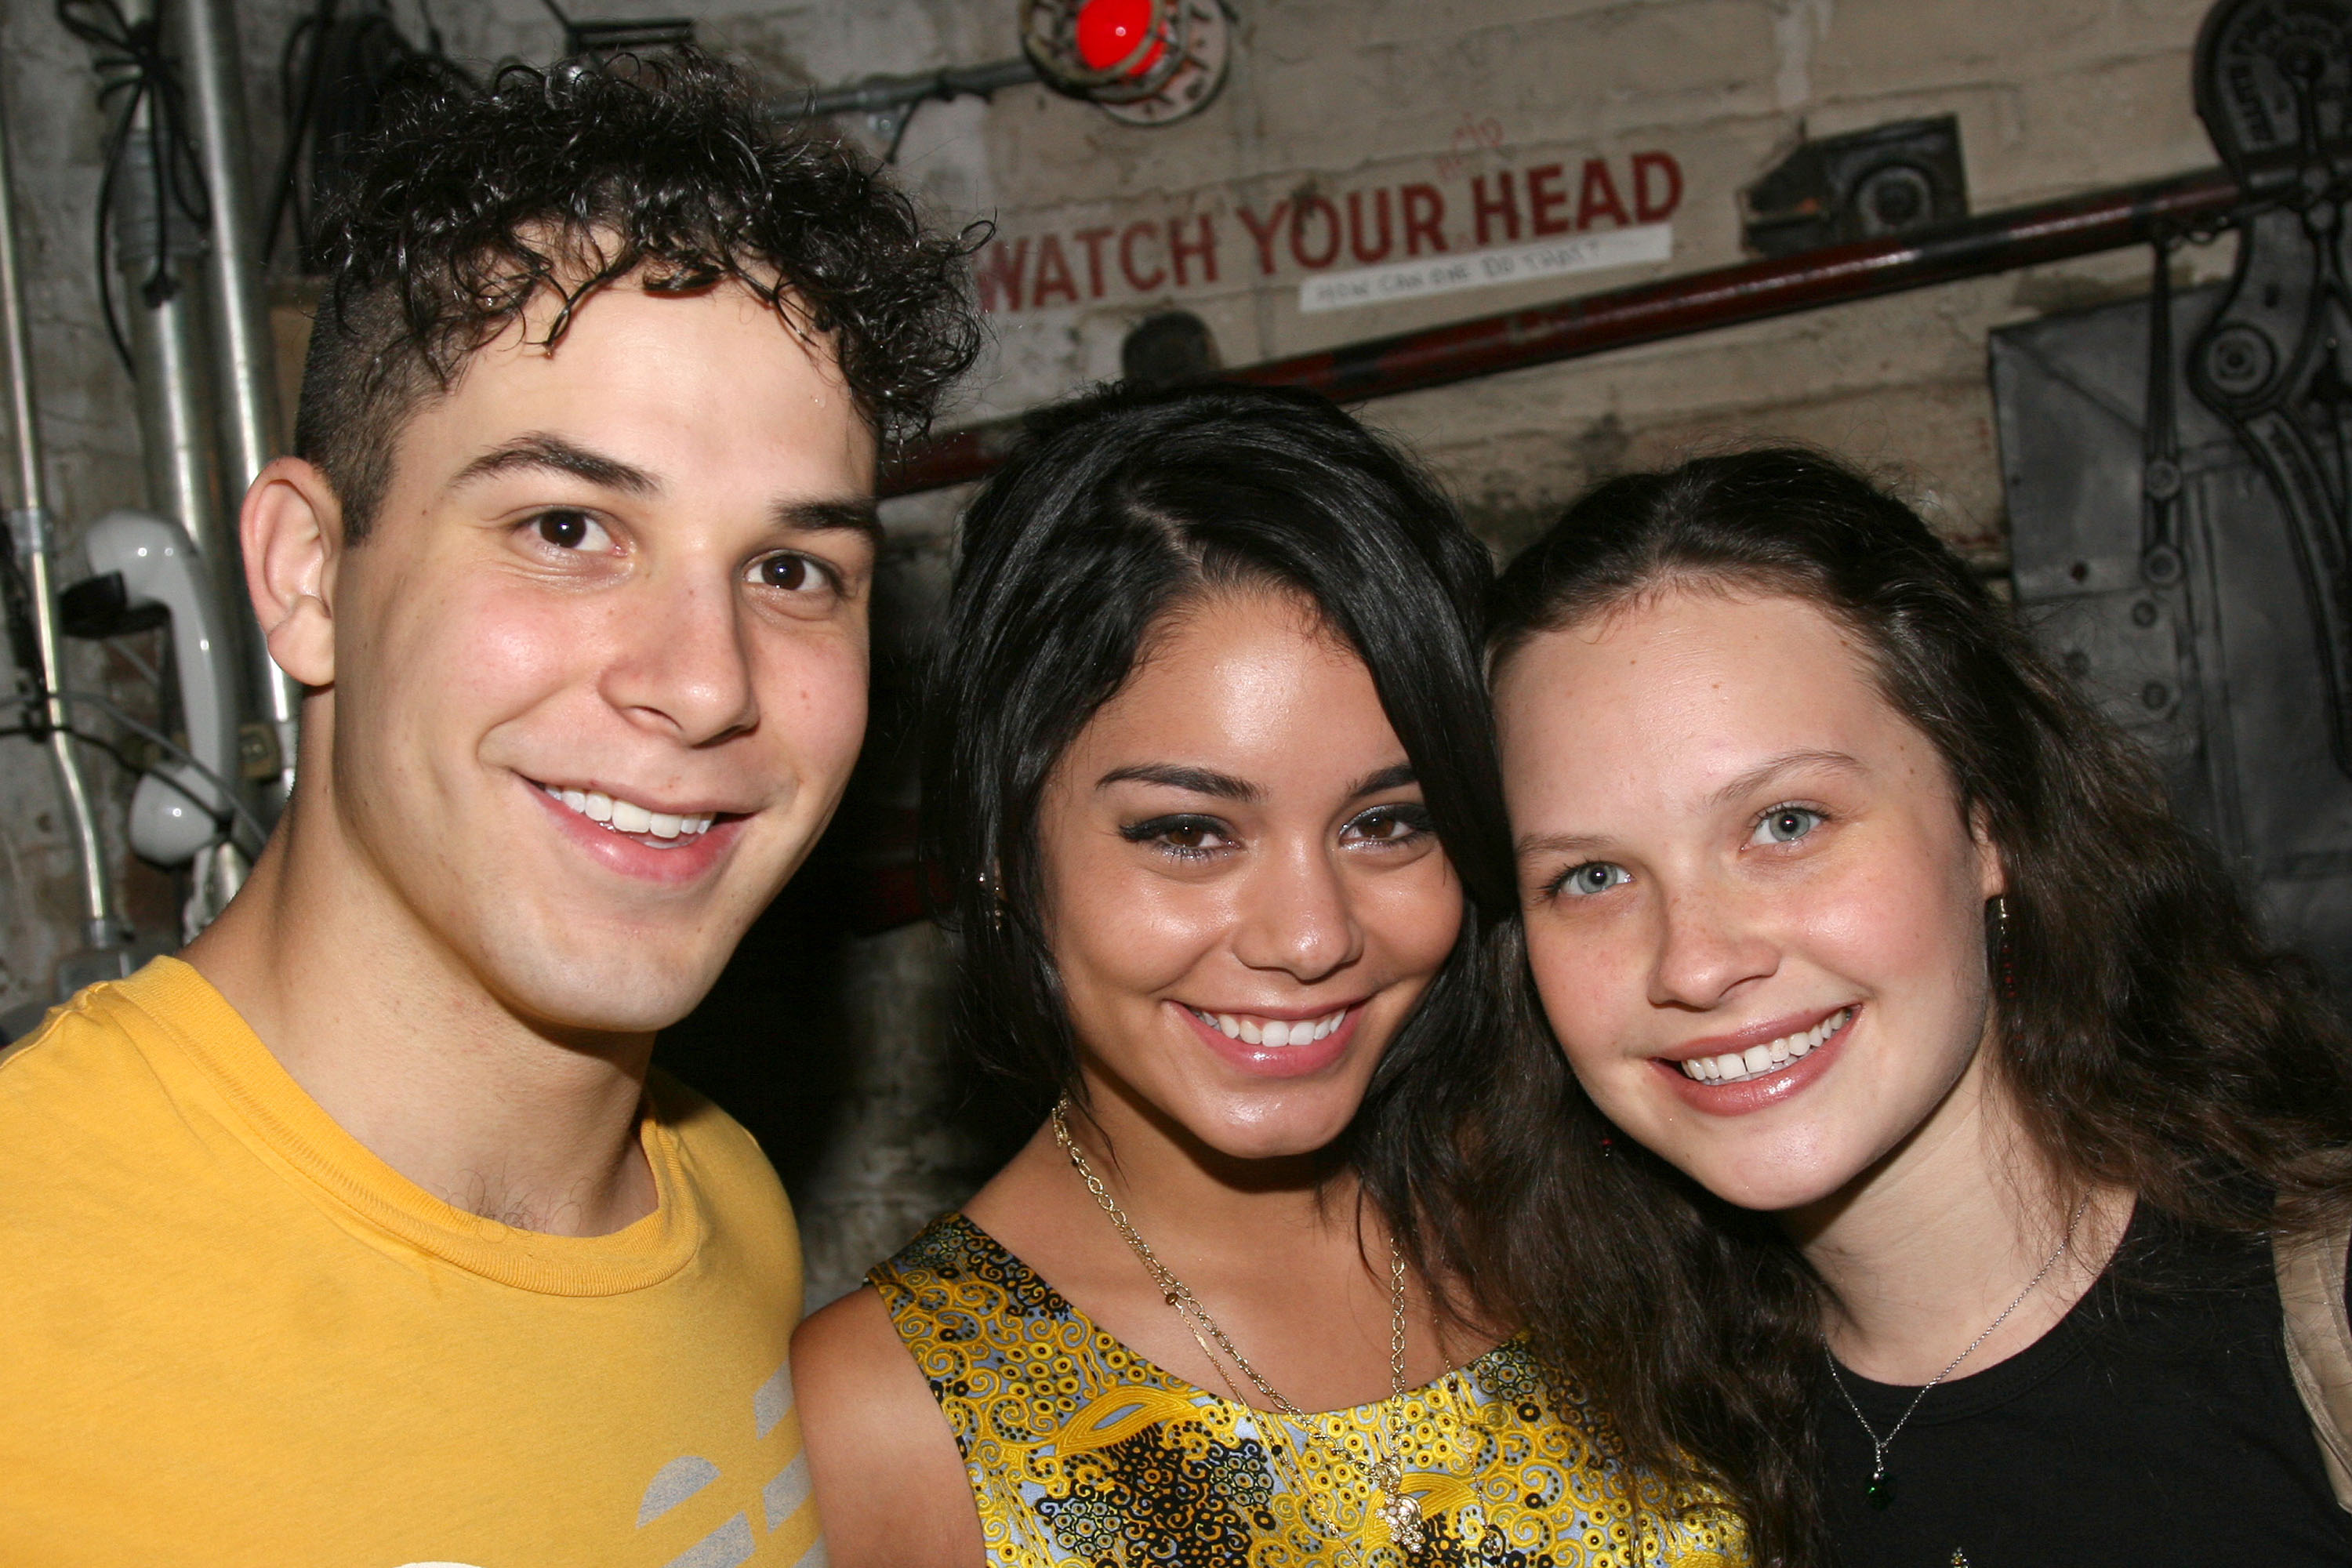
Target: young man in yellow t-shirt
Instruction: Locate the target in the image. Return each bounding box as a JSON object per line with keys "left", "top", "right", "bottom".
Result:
{"left": 0, "top": 54, "right": 976, "bottom": 1567}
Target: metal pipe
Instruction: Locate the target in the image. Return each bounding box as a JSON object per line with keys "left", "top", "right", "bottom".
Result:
{"left": 0, "top": 76, "right": 117, "bottom": 946}
{"left": 884, "top": 162, "right": 2261, "bottom": 497}
{"left": 783, "top": 55, "right": 1040, "bottom": 120}
{"left": 110, "top": 0, "right": 244, "bottom": 819}
{"left": 176, "top": 0, "right": 296, "bottom": 804}
{"left": 114, "top": 137, "right": 231, "bottom": 641}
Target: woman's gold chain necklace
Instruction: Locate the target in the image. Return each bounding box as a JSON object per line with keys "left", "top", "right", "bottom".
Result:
{"left": 1051, "top": 1098, "right": 1428, "bottom": 1553}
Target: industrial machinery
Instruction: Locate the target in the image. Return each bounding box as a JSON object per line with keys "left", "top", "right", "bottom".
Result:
{"left": 1991, "top": 0, "right": 2352, "bottom": 978}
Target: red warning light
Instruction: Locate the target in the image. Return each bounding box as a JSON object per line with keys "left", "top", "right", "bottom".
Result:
{"left": 1075, "top": 0, "right": 1164, "bottom": 77}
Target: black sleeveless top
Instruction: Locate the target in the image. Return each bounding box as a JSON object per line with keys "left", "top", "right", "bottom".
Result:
{"left": 1814, "top": 1207, "right": 2352, "bottom": 1565}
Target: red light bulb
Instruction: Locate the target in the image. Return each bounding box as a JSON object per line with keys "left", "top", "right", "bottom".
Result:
{"left": 1075, "top": 0, "right": 1165, "bottom": 77}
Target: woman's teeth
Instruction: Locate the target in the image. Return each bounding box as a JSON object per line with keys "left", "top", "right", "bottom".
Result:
{"left": 542, "top": 783, "right": 714, "bottom": 841}
{"left": 1679, "top": 1007, "right": 1853, "bottom": 1084}
{"left": 1189, "top": 1007, "right": 1348, "bottom": 1047}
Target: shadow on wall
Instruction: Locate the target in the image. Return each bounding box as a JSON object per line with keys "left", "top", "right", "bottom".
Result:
{"left": 653, "top": 535, "right": 1035, "bottom": 1305}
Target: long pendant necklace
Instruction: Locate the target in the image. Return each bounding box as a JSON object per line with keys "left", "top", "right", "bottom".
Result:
{"left": 1052, "top": 1099, "right": 1428, "bottom": 1554}
{"left": 1824, "top": 1197, "right": 2089, "bottom": 1511}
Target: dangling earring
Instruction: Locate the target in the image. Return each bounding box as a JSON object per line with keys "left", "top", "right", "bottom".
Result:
{"left": 1994, "top": 894, "right": 2017, "bottom": 1000}
{"left": 978, "top": 867, "right": 1007, "bottom": 932}
{"left": 1599, "top": 1133, "right": 1615, "bottom": 1159}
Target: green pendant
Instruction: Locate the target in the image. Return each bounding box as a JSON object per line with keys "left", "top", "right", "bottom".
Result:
{"left": 1867, "top": 1471, "right": 1895, "bottom": 1511}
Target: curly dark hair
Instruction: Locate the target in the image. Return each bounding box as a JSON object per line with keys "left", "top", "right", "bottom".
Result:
{"left": 1463, "top": 448, "right": 2352, "bottom": 1566}
{"left": 294, "top": 49, "right": 984, "bottom": 539}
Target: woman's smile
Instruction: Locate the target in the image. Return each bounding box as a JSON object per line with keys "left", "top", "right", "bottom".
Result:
{"left": 1173, "top": 999, "right": 1363, "bottom": 1078}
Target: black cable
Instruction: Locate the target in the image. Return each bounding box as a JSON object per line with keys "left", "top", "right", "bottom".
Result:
{"left": 57, "top": 0, "right": 213, "bottom": 373}
{"left": 264, "top": 0, "right": 470, "bottom": 270}
{"left": 6, "top": 688, "right": 269, "bottom": 844}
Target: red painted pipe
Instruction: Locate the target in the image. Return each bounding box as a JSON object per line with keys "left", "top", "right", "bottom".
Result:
{"left": 883, "top": 162, "right": 2253, "bottom": 497}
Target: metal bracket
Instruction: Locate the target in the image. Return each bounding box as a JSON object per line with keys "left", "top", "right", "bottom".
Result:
{"left": 2185, "top": 0, "right": 2352, "bottom": 776}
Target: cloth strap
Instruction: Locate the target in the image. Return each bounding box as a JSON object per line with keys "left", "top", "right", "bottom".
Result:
{"left": 2278, "top": 1214, "right": 2352, "bottom": 1511}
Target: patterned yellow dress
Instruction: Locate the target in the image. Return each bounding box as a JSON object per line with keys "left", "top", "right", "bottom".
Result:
{"left": 869, "top": 1214, "right": 1747, "bottom": 1568}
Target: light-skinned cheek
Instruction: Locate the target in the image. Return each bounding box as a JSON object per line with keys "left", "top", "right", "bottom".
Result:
{"left": 1524, "top": 922, "right": 1642, "bottom": 1083}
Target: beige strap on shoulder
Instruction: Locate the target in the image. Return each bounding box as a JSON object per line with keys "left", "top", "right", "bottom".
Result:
{"left": 2278, "top": 1214, "right": 2352, "bottom": 1511}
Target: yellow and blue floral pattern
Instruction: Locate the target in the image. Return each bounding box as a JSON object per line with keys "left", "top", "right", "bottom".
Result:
{"left": 870, "top": 1214, "right": 1746, "bottom": 1568}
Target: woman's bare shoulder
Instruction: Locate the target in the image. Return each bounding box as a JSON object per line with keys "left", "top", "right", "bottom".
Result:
{"left": 793, "top": 1285, "right": 984, "bottom": 1568}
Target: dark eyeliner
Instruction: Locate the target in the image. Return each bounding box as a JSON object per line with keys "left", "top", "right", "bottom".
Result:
{"left": 1118, "top": 813, "right": 1224, "bottom": 844}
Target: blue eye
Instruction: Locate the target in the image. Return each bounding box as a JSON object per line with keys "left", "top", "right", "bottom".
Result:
{"left": 1558, "top": 862, "right": 1631, "bottom": 898}
{"left": 1753, "top": 806, "right": 1824, "bottom": 845}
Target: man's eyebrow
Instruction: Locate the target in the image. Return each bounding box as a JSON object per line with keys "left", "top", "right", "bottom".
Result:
{"left": 449, "top": 433, "right": 659, "bottom": 495}
{"left": 775, "top": 497, "right": 884, "bottom": 544}
{"left": 1707, "top": 748, "right": 1866, "bottom": 809}
{"left": 1096, "top": 764, "right": 1261, "bottom": 802}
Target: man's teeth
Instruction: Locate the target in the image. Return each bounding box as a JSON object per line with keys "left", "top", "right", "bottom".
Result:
{"left": 1189, "top": 1007, "right": 1348, "bottom": 1047}
{"left": 543, "top": 785, "right": 714, "bottom": 840}
{"left": 1680, "top": 1007, "right": 1853, "bottom": 1084}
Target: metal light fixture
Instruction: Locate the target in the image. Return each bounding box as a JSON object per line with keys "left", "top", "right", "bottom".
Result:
{"left": 1020, "top": 0, "right": 1232, "bottom": 127}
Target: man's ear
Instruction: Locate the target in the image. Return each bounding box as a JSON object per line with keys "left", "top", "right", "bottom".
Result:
{"left": 241, "top": 456, "right": 343, "bottom": 689}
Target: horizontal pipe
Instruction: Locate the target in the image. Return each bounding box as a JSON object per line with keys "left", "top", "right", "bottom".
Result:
{"left": 784, "top": 55, "right": 1040, "bottom": 120}
{"left": 884, "top": 161, "right": 2259, "bottom": 497}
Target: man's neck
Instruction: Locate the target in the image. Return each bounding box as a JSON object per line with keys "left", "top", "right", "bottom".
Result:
{"left": 1788, "top": 1054, "right": 2131, "bottom": 1385}
{"left": 183, "top": 794, "right": 659, "bottom": 1237}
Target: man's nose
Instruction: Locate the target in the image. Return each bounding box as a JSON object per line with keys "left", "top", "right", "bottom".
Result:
{"left": 1231, "top": 843, "right": 1364, "bottom": 984}
{"left": 598, "top": 573, "right": 760, "bottom": 746}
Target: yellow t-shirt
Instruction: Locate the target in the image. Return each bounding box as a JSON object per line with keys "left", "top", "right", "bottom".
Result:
{"left": 0, "top": 957, "right": 822, "bottom": 1568}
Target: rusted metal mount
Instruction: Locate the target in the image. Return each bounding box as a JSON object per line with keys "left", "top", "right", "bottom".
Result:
{"left": 884, "top": 157, "right": 2309, "bottom": 499}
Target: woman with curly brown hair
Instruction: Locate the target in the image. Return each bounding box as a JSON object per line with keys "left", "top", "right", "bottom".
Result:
{"left": 1474, "top": 448, "right": 2352, "bottom": 1566}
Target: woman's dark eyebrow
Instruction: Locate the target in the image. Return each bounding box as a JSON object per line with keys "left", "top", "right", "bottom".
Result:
{"left": 1096, "top": 764, "right": 1259, "bottom": 802}
{"left": 1347, "top": 763, "right": 1417, "bottom": 799}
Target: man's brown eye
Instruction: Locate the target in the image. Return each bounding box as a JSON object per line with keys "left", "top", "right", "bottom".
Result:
{"left": 760, "top": 555, "right": 815, "bottom": 590}
{"left": 537, "top": 511, "right": 590, "bottom": 548}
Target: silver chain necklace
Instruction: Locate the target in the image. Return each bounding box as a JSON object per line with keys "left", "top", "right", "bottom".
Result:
{"left": 1824, "top": 1197, "right": 2090, "bottom": 1512}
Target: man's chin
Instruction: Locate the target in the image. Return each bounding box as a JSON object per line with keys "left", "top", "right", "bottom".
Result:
{"left": 480, "top": 942, "right": 729, "bottom": 1042}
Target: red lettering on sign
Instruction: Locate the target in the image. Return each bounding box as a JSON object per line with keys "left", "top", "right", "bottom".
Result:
{"left": 1168, "top": 214, "right": 1218, "bottom": 287}
{"left": 1472, "top": 172, "right": 1520, "bottom": 245}
{"left": 1291, "top": 195, "right": 1341, "bottom": 269}
{"left": 1401, "top": 183, "right": 1447, "bottom": 256}
{"left": 1526, "top": 162, "right": 1571, "bottom": 237}
{"left": 977, "top": 236, "right": 1029, "bottom": 313}
{"left": 1073, "top": 226, "right": 1116, "bottom": 298}
{"left": 1347, "top": 189, "right": 1395, "bottom": 264}
{"left": 1237, "top": 202, "right": 1291, "bottom": 275}
{"left": 1120, "top": 222, "right": 1165, "bottom": 292}
{"left": 1577, "top": 158, "right": 1631, "bottom": 229}
{"left": 1033, "top": 236, "right": 1080, "bottom": 307}
{"left": 1633, "top": 151, "right": 1683, "bottom": 222}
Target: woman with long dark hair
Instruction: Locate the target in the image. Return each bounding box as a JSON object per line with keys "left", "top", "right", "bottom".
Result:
{"left": 792, "top": 383, "right": 1744, "bottom": 1567}
{"left": 1475, "top": 446, "right": 2352, "bottom": 1565}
